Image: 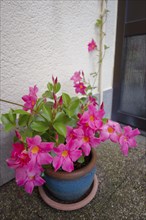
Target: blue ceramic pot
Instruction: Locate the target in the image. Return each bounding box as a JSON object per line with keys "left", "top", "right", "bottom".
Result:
{"left": 43, "top": 149, "right": 97, "bottom": 202}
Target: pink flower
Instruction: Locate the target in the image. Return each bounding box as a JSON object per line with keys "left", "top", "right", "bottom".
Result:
{"left": 53, "top": 140, "right": 82, "bottom": 172}
{"left": 74, "top": 82, "right": 86, "bottom": 95}
{"left": 58, "top": 95, "right": 63, "bottom": 106}
{"left": 26, "top": 135, "right": 54, "bottom": 169}
{"left": 22, "top": 85, "right": 38, "bottom": 112}
{"left": 119, "top": 126, "right": 140, "bottom": 156}
{"left": 88, "top": 96, "right": 98, "bottom": 106}
{"left": 6, "top": 143, "right": 30, "bottom": 169}
{"left": 70, "top": 71, "right": 82, "bottom": 84}
{"left": 15, "top": 165, "right": 45, "bottom": 194}
{"left": 74, "top": 127, "right": 101, "bottom": 156}
{"left": 53, "top": 93, "right": 58, "bottom": 109}
{"left": 100, "top": 120, "right": 122, "bottom": 143}
{"left": 52, "top": 76, "right": 58, "bottom": 84}
{"left": 15, "top": 130, "right": 22, "bottom": 140}
{"left": 79, "top": 104, "right": 104, "bottom": 131}
{"left": 88, "top": 39, "right": 97, "bottom": 52}
{"left": 66, "top": 126, "right": 77, "bottom": 142}
{"left": 29, "top": 85, "right": 38, "bottom": 96}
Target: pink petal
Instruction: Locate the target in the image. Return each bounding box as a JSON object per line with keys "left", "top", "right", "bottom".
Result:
{"left": 24, "top": 181, "right": 34, "bottom": 194}
{"left": 6, "top": 158, "right": 20, "bottom": 169}
{"left": 34, "top": 176, "right": 45, "bottom": 186}
{"left": 67, "top": 139, "right": 81, "bottom": 151}
{"left": 27, "top": 135, "right": 41, "bottom": 146}
{"left": 53, "top": 156, "right": 63, "bottom": 172}
{"left": 70, "top": 71, "right": 82, "bottom": 83}
{"left": 70, "top": 150, "right": 82, "bottom": 162}
{"left": 28, "top": 154, "right": 37, "bottom": 170}
{"left": 15, "top": 167, "right": 27, "bottom": 186}
{"left": 37, "top": 152, "right": 52, "bottom": 165}
{"left": 124, "top": 126, "right": 132, "bottom": 135}
{"left": 53, "top": 144, "right": 66, "bottom": 154}
{"left": 110, "top": 133, "right": 119, "bottom": 143}
{"left": 73, "top": 128, "right": 84, "bottom": 139}
{"left": 131, "top": 128, "right": 140, "bottom": 137}
{"left": 22, "top": 95, "right": 30, "bottom": 102}
{"left": 120, "top": 142, "right": 129, "bottom": 156}
{"left": 128, "top": 138, "right": 137, "bottom": 147}
{"left": 12, "top": 142, "right": 24, "bottom": 155}
{"left": 100, "top": 131, "right": 109, "bottom": 141}
{"left": 29, "top": 85, "right": 38, "bottom": 95}
{"left": 40, "top": 142, "right": 54, "bottom": 151}
{"left": 62, "top": 157, "right": 74, "bottom": 172}
{"left": 90, "top": 137, "right": 101, "bottom": 147}
{"left": 82, "top": 143, "right": 91, "bottom": 156}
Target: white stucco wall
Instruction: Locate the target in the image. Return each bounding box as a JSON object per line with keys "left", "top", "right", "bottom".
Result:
{"left": 1, "top": 0, "right": 117, "bottom": 113}
{"left": 102, "top": 0, "right": 118, "bottom": 91}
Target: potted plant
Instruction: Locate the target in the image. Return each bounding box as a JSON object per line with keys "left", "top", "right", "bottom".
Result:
{"left": 0, "top": 64, "right": 140, "bottom": 210}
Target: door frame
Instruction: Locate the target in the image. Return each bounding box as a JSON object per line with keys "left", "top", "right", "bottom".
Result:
{"left": 111, "top": 0, "right": 146, "bottom": 132}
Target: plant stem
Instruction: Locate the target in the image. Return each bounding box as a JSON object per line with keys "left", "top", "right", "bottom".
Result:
{"left": 98, "top": 0, "right": 104, "bottom": 105}
{"left": 91, "top": 0, "right": 108, "bottom": 105}
{"left": 0, "top": 99, "right": 24, "bottom": 107}
{"left": 0, "top": 98, "right": 47, "bottom": 122}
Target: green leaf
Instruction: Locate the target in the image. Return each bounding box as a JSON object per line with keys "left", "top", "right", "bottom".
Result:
{"left": 66, "top": 117, "right": 77, "bottom": 127}
{"left": 53, "top": 82, "right": 61, "bottom": 93}
{"left": 1, "top": 114, "right": 15, "bottom": 131}
{"left": 62, "top": 93, "right": 71, "bottom": 107}
{"left": 20, "top": 129, "right": 33, "bottom": 142}
{"left": 80, "top": 97, "right": 87, "bottom": 105}
{"left": 96, "top": 18, "right": 103, "bottom": 27}
{"left": 4, "top": 123, "right": 15, "bottom": 132}
{"left": 57, "top": 134, "right": 65, "bottom": 144}
{"left": 8, "top": 109, "right": 16, "bottom": 123}
{"left": 42, "top": 105, "right": 52, "bottom": 122}
{"left": 13, "top": 109, "right": 30, "bottom": 115}
{"left": 54, "top": 112, "right": 77, "bottom": 128}
{"left": 102, "top": 118, "right": 108, "bottom": 124}
{"left": 18, "top": 114, "right": 30, "bottom": 126}
{"left": 41, "top": 131, "right": 54, "bottom": 142}
{"left": 104, "top": 44, "right": 110, "bottom": 50}
{"left": 65, "top": 98, "right": 80, "bottom": 117}
{"left": 42, "top": 91, "right": 53, "bottom": 99}
{"left": 34, "top": 98, "right": 45, "bottom": 112}
{"left": 78, "top": 156, "right": 85, "bottom": 164}
{"left": 86, "top": 85, "right": 92, "bottom": 91}
{"left": 31, "top": 121, "right": 49, "bottom": 132}
{"left": 1, "top": 114, "right": 10, "bottom": 125}
{"left": 47, "top": 83, "right": 53, "bottom": 91}
{"left": 53, "top": 122, "right": 66, "bottom": 137}
{"left": 70, "top": 97, "right": 80, "bottom": 109}
{"left": 54, "top": 112, "right": 67, "bottom": 123}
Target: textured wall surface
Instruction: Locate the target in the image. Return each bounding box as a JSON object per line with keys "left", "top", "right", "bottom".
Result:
{"left": 0, "top": 0, "right": 117, "bottom": 185}
{"left": 1, "top": 0, "right": 117, "bottom": 112}
{"left": 102, "top": 0, "right": 118, "bottom": 90}
{"left": 1, "top": 0, "right": 100, "bottom": 113}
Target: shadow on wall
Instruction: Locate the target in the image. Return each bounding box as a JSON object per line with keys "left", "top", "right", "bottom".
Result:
{"left": 0, "top": 125, "right": 15, "bottom": 186}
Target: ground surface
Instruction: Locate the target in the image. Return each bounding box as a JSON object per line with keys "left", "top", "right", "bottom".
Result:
{"left": 0, "top": 135, "right": 145, "bottom": 220}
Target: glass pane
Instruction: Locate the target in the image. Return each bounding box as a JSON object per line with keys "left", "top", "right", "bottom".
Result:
{"left": 120, "top": 35, "right": 146, "bottom": 118}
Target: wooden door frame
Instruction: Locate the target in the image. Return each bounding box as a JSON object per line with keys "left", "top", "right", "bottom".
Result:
{"left": 112, "top": 0, "right": 146, "bottom": 132}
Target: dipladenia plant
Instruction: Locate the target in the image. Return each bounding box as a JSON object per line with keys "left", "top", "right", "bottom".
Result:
{"left": 0, "top": 69, "right": 140, "bottom": 194}
{"left": 0, "top": 4, "right": 140, "bottom": 193}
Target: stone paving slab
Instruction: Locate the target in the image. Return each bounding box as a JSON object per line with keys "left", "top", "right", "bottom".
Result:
{"left": 0, "top": 136, "right": 145, "bottom": 220}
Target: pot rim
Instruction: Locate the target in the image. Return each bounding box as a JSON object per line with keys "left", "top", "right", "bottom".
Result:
{"left": 44, "top": 148, "right": 97, "bottom": 180}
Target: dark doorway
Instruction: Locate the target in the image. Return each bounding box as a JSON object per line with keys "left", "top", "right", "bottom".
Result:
{"left": 112, "top": 0, "right": 146, "bottom": 133}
